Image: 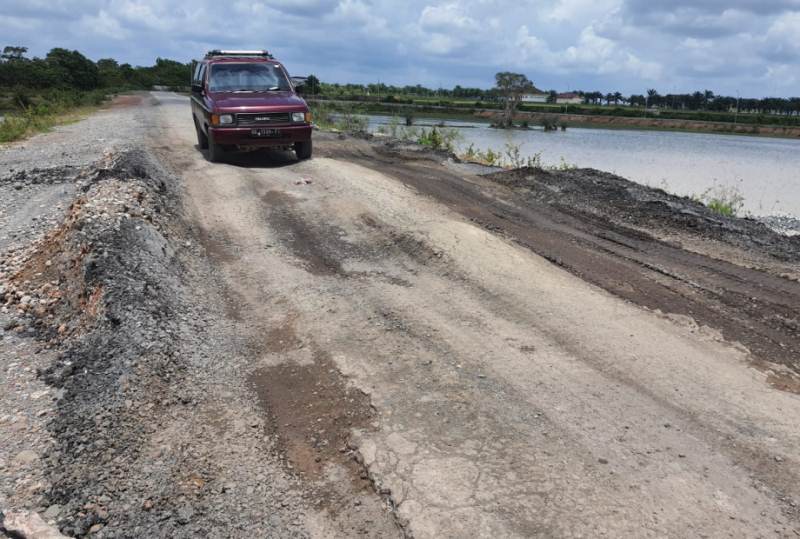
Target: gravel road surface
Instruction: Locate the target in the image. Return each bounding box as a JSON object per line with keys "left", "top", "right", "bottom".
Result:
{"left": 2, "top": 92, "right": 799, "bottom": 538}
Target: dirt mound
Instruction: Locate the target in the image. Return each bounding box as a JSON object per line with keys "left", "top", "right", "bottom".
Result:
{"left": 486, "top": 166, "right": 800, "bottom": 263}
{"left": 1, "top": 150, "right": 191, "bottom": 537}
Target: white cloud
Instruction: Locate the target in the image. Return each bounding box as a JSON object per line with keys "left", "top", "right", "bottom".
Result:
{"left": 0, "top": 14, "right": 42, "bottom": 31}
{"left": 78, "top": 9, "right": 129, "bottom": 39}
{"left": 1, "top": 0, "right": 799, "bottom": 96}
{"left": 419, "top": 3, "right": 477, "bottom": 30}
{"left": 420, "top": 33, "right": 463, "bottom": 55}
{"left": 544, "top": 0, "right": 622, "bottom": 22}
{"left": 765, "top": 11, "right": 800, "bottom": 55}
{"left": 513, "top": 24, "right": 662, "bottom": 81}
{"left": 330, "top": 0, "right": 388, "bottom": 33}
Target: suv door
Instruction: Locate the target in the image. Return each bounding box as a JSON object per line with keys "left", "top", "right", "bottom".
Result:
{"left": 191, "top": 62, "right": 208, "bottom": 132}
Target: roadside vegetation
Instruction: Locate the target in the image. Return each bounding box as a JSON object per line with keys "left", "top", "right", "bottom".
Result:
{"left": 0, "top": 88, "right": 111, "bottom": 142}
{"left": 460, "top": 143, "right": 578, "bottom": 170}
{"left": 308, "top": 101, "right": 369, "bottom": 134}
{"left": 695, "top": 184, "right": 746, "bottom": 217}
{"left": 315, "top": 101, "right": 579, "bottom": 171}
{"left": 1, "top": 45, "right": 192, "bottom": 143}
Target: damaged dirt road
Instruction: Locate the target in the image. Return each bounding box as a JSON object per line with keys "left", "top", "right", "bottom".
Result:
{"left": 2, "top": 92, "right": 800, "bottom": 538}
{"left": 154, "top": 92, "right": 800, "bottom": 537}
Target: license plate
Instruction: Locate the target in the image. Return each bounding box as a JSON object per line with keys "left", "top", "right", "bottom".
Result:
{"left": 251, "top": 128, "right": 281, "bottom": 138}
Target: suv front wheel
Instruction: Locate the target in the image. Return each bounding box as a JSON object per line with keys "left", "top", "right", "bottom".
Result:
{"left": 294, "top": 140, "right": 312, "bottom": 160}
{"left": 208, "top": 130, "right": 224, "bottom": 163}
{"left": 194, "top": 119, "right": 209, "bottom": 149}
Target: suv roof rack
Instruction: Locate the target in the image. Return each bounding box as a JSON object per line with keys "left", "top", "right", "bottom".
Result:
{"left": 205, "top": 49, "right": 275, "bottom": 59}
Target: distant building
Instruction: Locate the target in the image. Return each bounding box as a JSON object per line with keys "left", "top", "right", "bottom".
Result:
{"left": 556, "top": 92, "right": 583, "bottom": 105}
{"left": 520, "top": 92, "right": 549, "bottom": 103}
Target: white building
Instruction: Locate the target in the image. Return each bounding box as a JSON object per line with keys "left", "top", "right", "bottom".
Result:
{"left": 520, "top": 93, "right": 549, "bottom": 103}
{"left": 556, "top": 92, "right": 583, "bottom": 105}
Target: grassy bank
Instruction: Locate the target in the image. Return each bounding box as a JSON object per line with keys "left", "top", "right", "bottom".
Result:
{"left": 0, "top": 88, "right": 117, "bottom": 143}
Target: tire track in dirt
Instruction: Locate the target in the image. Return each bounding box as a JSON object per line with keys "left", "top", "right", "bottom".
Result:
{"left": 320, "top": 139, "right": 800, "bottom": 390}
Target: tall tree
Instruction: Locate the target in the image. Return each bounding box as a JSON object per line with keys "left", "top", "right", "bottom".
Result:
{"left": 1, "top": 46, "right": 28, "bottom": 62}
{"left": 45, "top": 48, "right": 99, "bottom": 90}
{"left": 305, "top": 74, "right": 321, "bottom": 95}
{"left": 646, "top": 89, "right": 659, "bottom": 107}
{"left": 494, "top": 72, "right": 534, "bottom": 127}
{"left": 96, "top": 58, "right": 123, "bottom": 87}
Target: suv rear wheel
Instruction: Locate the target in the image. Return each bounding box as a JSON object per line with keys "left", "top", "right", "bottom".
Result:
{"left": 294, "top": 140, "right": 312, "bottom": 160}
{"left": 208, "top": 130, "right": 224, "bottom": 163}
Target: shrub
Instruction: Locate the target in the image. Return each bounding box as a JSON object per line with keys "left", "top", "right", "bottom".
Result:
{"left": 336, "top": 112, "right": 369, "bottom": 134}
{"left": 696, "top": 183, "right": 745, "bottom": 217}
{"left": 376, "top": 116, "right": 403, "bottom": 138}
{"left": 416, "top": 126, "right": 459, "bottom": 152}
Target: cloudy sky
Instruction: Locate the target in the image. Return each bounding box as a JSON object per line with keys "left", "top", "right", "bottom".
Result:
{"left": 3, "top": 0, "right": 799, "bottom": 97}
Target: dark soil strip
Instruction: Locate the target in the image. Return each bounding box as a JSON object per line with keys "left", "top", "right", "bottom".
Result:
{"left": 261, "top": 190, "right": 350, "bottom": 276}
{"left": 321, "top": 139, "right": 800, "bottom": 387}
{"left": 249, "top": 350, "right": 374, "bottom": 482}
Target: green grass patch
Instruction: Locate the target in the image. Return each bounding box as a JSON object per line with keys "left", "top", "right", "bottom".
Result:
{"left": 0, "top": 88, "right": 116, "bottom": 143}
{"left": 694, "top": 184, "right": 745, "bottom": 217}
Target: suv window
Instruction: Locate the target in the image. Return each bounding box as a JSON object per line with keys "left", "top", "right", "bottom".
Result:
{"left": 192, "top": 62, "right": 203, "bottom": 83}
{"left": 198, "top": 64, "right": 207, "bottom": 85}
{"left": 208, "top": 63, "right": 291, "bottom": 93}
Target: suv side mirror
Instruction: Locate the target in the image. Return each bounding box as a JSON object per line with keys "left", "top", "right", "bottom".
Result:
{"left": 291, "top": 76, "right": 307, "bottom": 92}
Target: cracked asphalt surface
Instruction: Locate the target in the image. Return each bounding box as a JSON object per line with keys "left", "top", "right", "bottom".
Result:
{"left": 2, "top": 92, "right": 799, "bottom": 538}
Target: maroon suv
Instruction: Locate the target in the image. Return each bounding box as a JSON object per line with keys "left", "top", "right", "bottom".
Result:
{"left": 190, "top": 50, "right": 313, "bottom": 162}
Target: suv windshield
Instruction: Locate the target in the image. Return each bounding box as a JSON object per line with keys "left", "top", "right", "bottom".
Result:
{"left": 208, "top": 63, "right": 291, "bottom": 93}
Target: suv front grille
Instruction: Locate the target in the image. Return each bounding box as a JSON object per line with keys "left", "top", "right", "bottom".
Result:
{"left": 236, "top": 112, "right": 291, "bottom": 126}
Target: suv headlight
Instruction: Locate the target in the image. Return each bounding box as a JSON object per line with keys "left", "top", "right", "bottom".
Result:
{"left": 219, "top": 114, "right": 234, "bottom": 125}
{"left": 292, "top": 112, "right": 306, "bottom": 123}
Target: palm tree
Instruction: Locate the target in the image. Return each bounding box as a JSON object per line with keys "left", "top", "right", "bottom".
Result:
{"left": 613, "top": 92, "right": 623, "bottom": 105}
{"left": 645, "top": 89, "right": 659, "bottom": 109}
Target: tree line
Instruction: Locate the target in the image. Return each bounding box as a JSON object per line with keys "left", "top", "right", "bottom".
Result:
{"left": 319, "top": 78, "right": 800, "bottom": 117}
{"left": 0, "top": 46, "right": 191, "bottom": 94}
{"left": 582, "top": 89, "right": 800, "bottom": 116}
